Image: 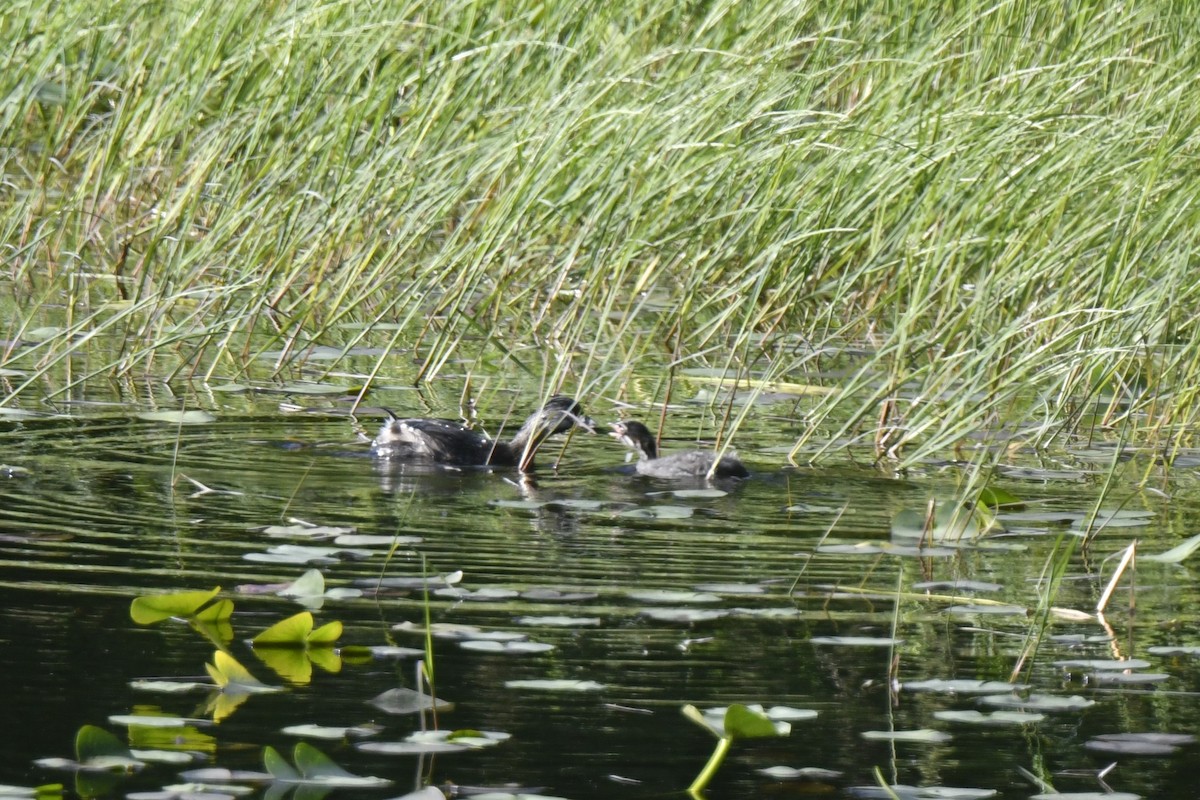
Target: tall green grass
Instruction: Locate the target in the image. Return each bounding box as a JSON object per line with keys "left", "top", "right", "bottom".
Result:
{"left": 3, "top": 0, "right": 1199, "bottom": 465}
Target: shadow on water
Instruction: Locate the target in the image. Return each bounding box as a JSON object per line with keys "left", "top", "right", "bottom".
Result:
{"left": 2, "top": 410, "right": 1200, "bottom": 799}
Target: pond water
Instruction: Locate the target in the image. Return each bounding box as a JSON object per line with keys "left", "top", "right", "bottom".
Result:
{"left": 3, "top": 395, "right": 1200, "bottom": 800}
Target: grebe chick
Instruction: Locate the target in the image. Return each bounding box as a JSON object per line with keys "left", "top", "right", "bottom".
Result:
{"left": 609, "top": 419, "right": 748, "bottom": 480}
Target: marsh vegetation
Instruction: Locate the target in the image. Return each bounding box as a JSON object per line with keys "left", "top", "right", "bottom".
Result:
{"left": 5, "top": 2, "right": 1200, "bottom": 799}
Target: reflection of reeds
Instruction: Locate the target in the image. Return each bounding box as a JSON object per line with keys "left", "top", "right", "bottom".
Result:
{"left": 5, "top": 2, "right": 1199, "bottom": 466}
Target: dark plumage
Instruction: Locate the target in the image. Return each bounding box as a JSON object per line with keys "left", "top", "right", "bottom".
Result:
{"left": 609, "top": 420, "right": 749, "bottom": 480}
{"left": 371, "top": 396, "right": 593, "bottom": 471}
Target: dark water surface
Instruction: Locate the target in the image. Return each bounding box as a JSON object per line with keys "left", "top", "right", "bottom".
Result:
{"left": 3, "top": 406, "right": 1200, "bottom": 800}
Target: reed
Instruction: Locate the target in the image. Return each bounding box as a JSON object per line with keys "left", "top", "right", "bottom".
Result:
{"left": 3, "top": 1, "right": 1198, "bottom": 465}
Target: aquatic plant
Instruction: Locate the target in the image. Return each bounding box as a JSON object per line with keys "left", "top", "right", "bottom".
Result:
{"left": 3, "top": 1, "right": 1200, "bottom": 465}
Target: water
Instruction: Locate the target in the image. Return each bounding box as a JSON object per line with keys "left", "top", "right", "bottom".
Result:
{"left": 2, "top": 402, "right": 1199, "bottom": 800}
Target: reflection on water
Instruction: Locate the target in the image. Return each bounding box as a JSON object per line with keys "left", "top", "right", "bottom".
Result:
{"left": 1, "top": 410, "right": 1199, "bottom": 799}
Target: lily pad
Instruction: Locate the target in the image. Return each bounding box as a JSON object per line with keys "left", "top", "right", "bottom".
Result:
{"left": 520, "top": 589, "right": 599, "bottom": 602}
{"left": 892, "top": 503, "right": 980, "bottom": 541}
{"left": 618, "top": 505, "right": 695, "bottom": 519}
{"left": 369, "top": 688, "right": 453, "bottom": 715}
{"left": 901, "top": 679, "right": 1021, "bottom": 694}
{"left": 434, "top": 587, "right": 521, "bottom": 601}
{"left": 1086, "top": 672, "right": 1169, "bottom": 685}
{"left": 137, "top": 410, "right": 217, "bottom": 424}
{"left": 504, "top": 679, "right": 606, "bottom": 692}
{"left": 860, "top": 729, "right": 952, "bottom": 743}
{"left": 757, "top": 766, "right": 842, "bottom": 780}
{"left": 281, "top": 723, "right": 382, "bottom": 740}
{"left": 514, "top": 616, "right": 601, "bottom": 627}
{"left": 647, "top": 488, "right": 727, "bottom": 499}
{"left": 638, "top": 608, "right": 728, "bottom": 623}
{"left": 946, "top": 604, "right": 1027, "bottom": 616}
{"left": 1054, "top": 658, "right": 1151, "bottom": 670}
{"left": 977, "top": 694, "right": 1095, "bottom": 712}
{"left": 1084, "top": 732, "right": 1194, "bottom": 756}
{"left": 933, "top": 710, "right": 1044, "bottom": 726}
{"left": 1147, "top": 645, "right": 1200, "bottom": 656}
{"left": 627, "top": 590, "right": 721, "bottom": 604}
{"left": 811, "top": 636, "right": 903, "bottom": 647}
{"left": 459, "top": 640, "right": 555, "bottom": 654}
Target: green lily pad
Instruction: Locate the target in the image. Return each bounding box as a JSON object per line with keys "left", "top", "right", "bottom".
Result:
{"left": 253, "top": 611, "right": 342, "bottom": 648}
{"left": 130, "top": 588, "right": 223, "bottom": 625}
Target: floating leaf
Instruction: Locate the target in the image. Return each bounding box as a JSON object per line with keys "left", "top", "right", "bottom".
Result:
{"left": 129, "top": 680, "right": 211, "bottom": 694}
{"left": 892, "top": 503, "right": 980, "bottom": 541}
{"left": 519, "top": 589, "right": 598, "bottom": 602}
{"left": 978, "top": 694, "right": 1095, "bottom": 712}
{"left": 460, "top": 640, "right": 554, "bottom": 654}
{"left": 628, "top": 590, "right": 721, "bottom": 604}
{"left": 1054, "top": 658, "right": 1151, "bottom": 670}
{"left": 1087, "top": 672, "right": 1169, "bottom": 685}
{"left": 1084, "top": 732, "right": 1194, "bottom": 756}
{"left": 504, "top": 679, "right": 606, "bottom": 692}
{"left": 261, "top": 524, "right": 356, "bottom": 539}
{"left": 911, "top": 580, "right": 1002, "bottom": 593}
{"left": 130, "top": 588, "right": 222, "bottom": 625}
{"left": 757, "top": 766, "right": 842, "bottom": 780}
{"left": 811, "top": 636, "right": 903, "bottom": 647}
{"left": 693, "top": 582, "right": 767, "bottom": 595}
{"left": 901, "top": 679, "right": 1020, "bottom": 694}
{"left": 638, "top": 608, "right": 728, "bottom": 623}
{"left": 514, "top": 616, "right": 601, "bottom": 627}
{"left": 946, "top": 604, "right": 1027, "bottom": 616}
{"left": 369, "top": 688, "right": 453, "bottom": 714}
{"left": 253, "top": 612, "right": 342, "bottom": 648}
{"left": 933, "top": 710, "right": 1044, "bottom": 726}
{"left": 977, "top": 487, "right": 1022, "bottom": 509}
{"left": 860, "top": 729, "right": 952, "bottom": 743}
{"left": 1147, "top": 645, "right": 1200, "bottom": 656}
{"left": 434, "top": 587, "right": 520, "bottom": 601}
{"left": 618, "top": 505, "right": 695, "bottom": 520}
{"left": 282, "top": 723, "right": 381, "bottom": 740}
{"left": 846, "top": 785, "right": 998, "bottom": 799}
{"left": 647, "top": 488, "right": 727, "bottom": 499}
{"left": 137, "top": 410, "right": 217, "bottom": 424}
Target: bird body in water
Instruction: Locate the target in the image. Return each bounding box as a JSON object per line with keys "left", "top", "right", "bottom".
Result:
{"left": 371, "top": 396, "right": 593, "bottom": 471}
{"left": 609, "top": 420, "right": 749, "bottom": 480}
